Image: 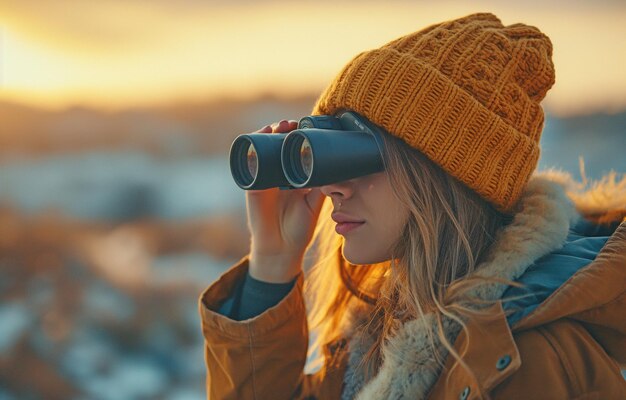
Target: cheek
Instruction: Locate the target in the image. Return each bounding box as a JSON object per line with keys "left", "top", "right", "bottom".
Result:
{"left": 342, "top": 214, "right": 407, "bottom": 265}
{"left": 366, "top": 176, "right": 407, "bottom": 233}
{"left": 373, "top": 201, "right": 409, "bottom": 252}
{"left": 376, "top": 193, "right": 409, "bottom": 237}
{"left": 390, "top": 208, "right": 409, "bottom": 237}
{"left": 342, "top": 175, "right": 408, "bottom": 264}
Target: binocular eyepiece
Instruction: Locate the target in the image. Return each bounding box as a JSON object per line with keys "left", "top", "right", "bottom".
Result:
{"left": 229, "top": 111, "right": 385, "bottom": 190}
{"left": 230, "top": 111, "right": 384, "bottom": 190}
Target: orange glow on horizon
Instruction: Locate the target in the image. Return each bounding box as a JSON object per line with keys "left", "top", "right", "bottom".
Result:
{"left": 1, "top": 1, "right": 626, "bottom": 116}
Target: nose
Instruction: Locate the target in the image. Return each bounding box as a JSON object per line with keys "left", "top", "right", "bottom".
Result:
{"left": 319, "top": 180, "right": 354, "bottom": 203}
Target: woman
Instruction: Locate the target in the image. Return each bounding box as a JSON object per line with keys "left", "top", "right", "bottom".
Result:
{"left": 199, "top": 12, "right": 626, "bottom": 399}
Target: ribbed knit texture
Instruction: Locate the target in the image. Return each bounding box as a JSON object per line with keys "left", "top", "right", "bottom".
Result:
{"left": 312, "top": 12, "right": 555, "bottom": 213}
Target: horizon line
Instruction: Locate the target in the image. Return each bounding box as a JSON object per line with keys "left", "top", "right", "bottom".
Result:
{"left": 1, "top": 92, "right": 625, "bottom": 119}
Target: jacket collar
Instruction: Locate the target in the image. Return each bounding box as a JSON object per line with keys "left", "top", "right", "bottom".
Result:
{"left": 349, "top": 171, "right": 602, "bottom": 399}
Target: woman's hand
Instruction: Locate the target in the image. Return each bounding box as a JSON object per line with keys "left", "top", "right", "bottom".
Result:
{"left": 246, "top": 120, "right": 326, "bottom": 283}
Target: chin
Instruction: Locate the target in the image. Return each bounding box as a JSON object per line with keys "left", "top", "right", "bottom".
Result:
{"left": 342, "top": 243, "right": 386, "bottom": 265}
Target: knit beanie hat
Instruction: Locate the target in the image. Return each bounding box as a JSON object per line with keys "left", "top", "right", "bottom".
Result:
{"left": 312, "top": 12, "right": 555, "bottom": 213}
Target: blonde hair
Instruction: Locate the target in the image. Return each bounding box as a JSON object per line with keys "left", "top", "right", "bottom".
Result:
{"left": 302, "top": 126, "right": 514, "bottom": 378}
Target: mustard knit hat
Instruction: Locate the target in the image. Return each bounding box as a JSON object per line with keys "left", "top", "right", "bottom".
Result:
{"left": 312, "top": 12, "right": 555, "bottom": 213}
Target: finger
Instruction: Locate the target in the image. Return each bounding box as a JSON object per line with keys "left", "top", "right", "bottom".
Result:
{"left": 245, "top": 187, "right": 280, "bottom": 225}
{"left": 255, "top": 125, "right": 272, "bottom": 133}
{"left": 246, "top": 187, "right": 279, "bottom": 205}
{"left": 272, "top": 119, "right": 290, "bottom": 133}
{"left": 288, "top": 120, "right": 298, "bottom": 131}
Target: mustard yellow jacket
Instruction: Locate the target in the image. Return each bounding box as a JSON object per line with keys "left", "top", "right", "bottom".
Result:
{"left": 199, "top": 173, "right": 626, "bottom": 399}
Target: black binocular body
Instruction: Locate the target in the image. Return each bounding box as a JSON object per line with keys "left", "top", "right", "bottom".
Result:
{"left": 229, "top": 111, "right": 386, "bottom": 190}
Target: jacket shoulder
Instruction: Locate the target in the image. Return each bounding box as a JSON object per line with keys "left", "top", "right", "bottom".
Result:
{"left": 491, "top": 319, "right": 626, "bottom": 399}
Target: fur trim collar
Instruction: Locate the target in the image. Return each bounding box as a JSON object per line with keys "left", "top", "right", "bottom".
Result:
{"left": 347, "top": 170, "right": 625, "bottom": 399}
{"left": 539, "top": 169, "right": 626, "bottom": 219}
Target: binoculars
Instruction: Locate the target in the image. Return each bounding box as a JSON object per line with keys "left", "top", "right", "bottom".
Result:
{"left": 229, "top": 110, "right": 386, "bottom": 190}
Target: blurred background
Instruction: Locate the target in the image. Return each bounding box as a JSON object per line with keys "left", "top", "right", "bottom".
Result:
{"left": 0, "top": 1, "right": 625, "bottom": 399}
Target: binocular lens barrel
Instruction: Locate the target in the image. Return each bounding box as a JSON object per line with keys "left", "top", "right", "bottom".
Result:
{"left": 282, "top": 134, "right": 314, "bottom": 185}
{"left": 281, "top": 129, "right": 383, "bottom": 188}
{"left": 230, "top": 137, "right": 256, "bottom": 186}
{"left": 229, "top": 133, "right": 291, "bottom": 190}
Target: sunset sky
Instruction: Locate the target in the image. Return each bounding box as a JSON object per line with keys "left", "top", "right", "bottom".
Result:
{"left": 1, "top": 0, "right": 625, "bottom": 115}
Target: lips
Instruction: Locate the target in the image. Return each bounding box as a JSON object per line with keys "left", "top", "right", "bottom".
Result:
{"left": 332, "top": 212, "right": 365, "bottom": 235}
{"left": 331, "top": 212, "right": 365, "bottom": 224}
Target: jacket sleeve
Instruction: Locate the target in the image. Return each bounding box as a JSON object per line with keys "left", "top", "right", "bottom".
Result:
{"left": 198, "top": 255, "right": 345, "bottom": 400}
{"left": 217, "top": 270, "right": 296, "bottom": 321}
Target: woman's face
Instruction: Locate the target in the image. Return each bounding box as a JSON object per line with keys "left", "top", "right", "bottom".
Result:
{"left": 320, "top": 171, "right": 409, "bottom": 265}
